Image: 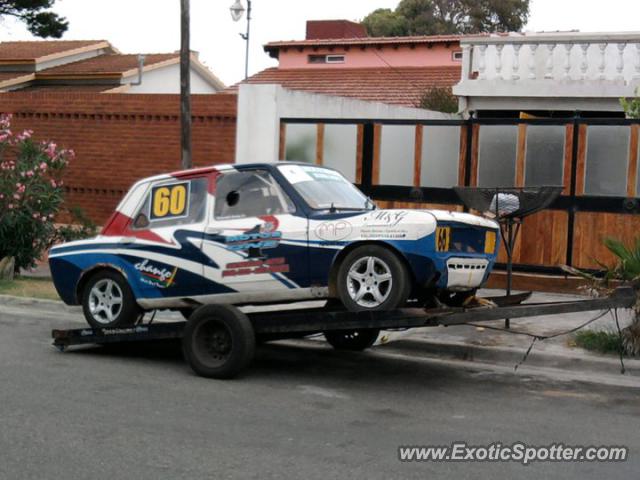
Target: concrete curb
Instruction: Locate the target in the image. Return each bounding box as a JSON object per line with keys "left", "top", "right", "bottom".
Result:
{"left": 0, "top": 294, "right": 79, "bottom": 313}
{"left": 378, "top": 338, "right": 640, "bottom": 377}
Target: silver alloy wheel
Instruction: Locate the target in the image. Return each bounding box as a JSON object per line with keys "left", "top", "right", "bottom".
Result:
{"left": 346, "top": 256, "right": 393, "bottom": 308}
{"left": 88, "top": 278, "right": 124, "bottom": 325}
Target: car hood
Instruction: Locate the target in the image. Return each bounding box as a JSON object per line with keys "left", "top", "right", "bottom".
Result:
{"left": 311, "top": 208, "right": 497, "bottom": 243}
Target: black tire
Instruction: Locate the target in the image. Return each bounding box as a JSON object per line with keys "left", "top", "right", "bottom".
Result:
{"left": 81, "top": 270, "right": 141, "bottom": 329}
{"left": 182, "top": 305, "right": 255, "bottom": 379}
{"left": 324, "top": 329, "right": 380, "bottom": 351}
{"left": 336, "top": 245, "right": 410, "bottom": 312}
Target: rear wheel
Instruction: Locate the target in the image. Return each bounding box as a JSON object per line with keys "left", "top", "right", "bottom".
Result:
{"left": 336, "top": 245, "right": 410, "bottom": 311}
{"left": 81, "top": 270, "right": 141, "bottom": 329}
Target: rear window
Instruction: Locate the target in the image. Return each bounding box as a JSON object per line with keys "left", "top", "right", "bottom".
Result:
{"left": 132, "top": 177, "right": 208, "bottom": 229}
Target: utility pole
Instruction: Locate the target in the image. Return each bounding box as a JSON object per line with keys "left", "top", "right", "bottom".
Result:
{"left": 180, "top": 0, "right": 192, "bottom": 170}
{"left": 242, "top": 0, "right": 252, "bottom": 80}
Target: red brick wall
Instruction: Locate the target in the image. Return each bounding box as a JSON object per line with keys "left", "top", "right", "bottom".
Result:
{"left": 0, "top": 92, "right": 237, "bottom": 223}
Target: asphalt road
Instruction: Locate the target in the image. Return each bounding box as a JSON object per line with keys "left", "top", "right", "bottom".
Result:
{"left": 1, "top": 302, "right": 639, "bottom": 480}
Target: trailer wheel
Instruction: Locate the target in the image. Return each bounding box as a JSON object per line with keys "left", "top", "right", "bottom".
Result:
{"left": 182, "top": 305, "right": 255, "bottom": 379}
{"left": 324, "top": 329, "right": 380, "bottom": 351}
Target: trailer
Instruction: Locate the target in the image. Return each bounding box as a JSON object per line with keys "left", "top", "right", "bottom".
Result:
{"left": 51, "top": 287, "right": 636, "bottom": 379}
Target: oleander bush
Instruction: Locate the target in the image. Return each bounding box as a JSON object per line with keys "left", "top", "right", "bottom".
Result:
{"left": 0, "top": 113, "right": 84, "bottom": 272}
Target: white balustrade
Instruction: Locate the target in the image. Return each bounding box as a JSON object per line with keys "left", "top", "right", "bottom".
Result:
{"left": 528, "top": 44, "right": 538, "bottom": 79}
{"left": 545, "top": 43, "right": 556, "bottom": 79}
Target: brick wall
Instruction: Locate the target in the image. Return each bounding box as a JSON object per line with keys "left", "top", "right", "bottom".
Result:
{"left": 0, "top": 92, "right": 237, "bottom": 223}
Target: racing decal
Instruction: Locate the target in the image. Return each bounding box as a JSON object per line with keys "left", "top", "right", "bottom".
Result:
{"left": 135, "top": 259, "right": 178, "bottom": 288}
{"left": 223, "top": 257, "right": 289, "bottom": 277}
{"left": 315, "top": 220, "right": 353, "bottom": 241}
{"left": 224, "top": 224, "right": 282, "bottom": 256}
{"left": 435, "top": 226, "right": 451, "bottom": 252}
{"left": 150, "top": 181, "right": 190, "bottom": 221}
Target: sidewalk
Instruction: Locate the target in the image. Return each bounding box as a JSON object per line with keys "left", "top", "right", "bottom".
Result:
{"left": 376, "top": 289, "right": 639, "bottom": 379}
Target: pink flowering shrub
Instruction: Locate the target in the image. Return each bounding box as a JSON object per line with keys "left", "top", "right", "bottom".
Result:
{"left": 0, "top": 114, "right": 77, "bottom": 271}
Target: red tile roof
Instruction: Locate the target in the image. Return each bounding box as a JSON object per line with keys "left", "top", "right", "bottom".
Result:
{"left": 235, "top": 66, "right": 462, "bottom": 107}
{"left": 0, "top": 40, "right": 107, "bottom": 61}
{"left": 17, "top": 84, "right": 115, "bottom": 93}
{"left": 37, "top": 53, "right": 178, "bottom": 77}
{"left": 264, "top": 34, "right": 462, "bottom": 57}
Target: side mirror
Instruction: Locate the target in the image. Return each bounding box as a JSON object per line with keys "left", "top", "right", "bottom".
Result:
{"left": 133, "top": 213, "right": 150, "bottom": 229}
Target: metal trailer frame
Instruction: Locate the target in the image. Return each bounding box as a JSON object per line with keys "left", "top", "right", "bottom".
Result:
{"left": 52, "top": 287, "right": 636, "bottom": 379}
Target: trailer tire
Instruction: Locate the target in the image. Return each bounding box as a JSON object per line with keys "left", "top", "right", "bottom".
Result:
{"left": 182, "top": 305, "right": 255, "bottom": 379}
{"left": 324, "top": 329, "right": 380, "bottom": 351}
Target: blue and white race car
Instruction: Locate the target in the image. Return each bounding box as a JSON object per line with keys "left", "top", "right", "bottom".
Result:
{"left": 49, "top": 162, "right": 499, "bottom": 329}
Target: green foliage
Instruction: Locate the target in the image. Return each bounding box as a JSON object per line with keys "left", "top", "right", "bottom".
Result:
{"left": 603, "top": 237, "right": 640, "bottom": 283}
{"left": 0, "top": 114, "right": 77, "bottom": 271}
{"left": 0, "top": 0, "right": 68, "bottom": 38}
{"left": 362, "top": 8, "right": 409, "bottom": 37}
{"left": 620, "top": 88, "right": 640, "bottom": 119}
{"left": 573, "top": 330, "right": 624, "bottom": 355}
{"left": 419, "top": 86, "right": 459, "bottom": 113}
{"left": 362, "top": 0, "right": 530, "bottom": 37}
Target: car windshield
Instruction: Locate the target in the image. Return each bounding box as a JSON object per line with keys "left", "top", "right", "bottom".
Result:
{"left": 278, "top": 164, "right": 372, "bottom": 210}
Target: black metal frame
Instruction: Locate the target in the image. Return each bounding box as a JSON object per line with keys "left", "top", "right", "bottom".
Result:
{"left": 281, "top": 115, "right": 640, "bottom": 273}
{"left": 52, "top": 287, "right": 635, "bottom": 349}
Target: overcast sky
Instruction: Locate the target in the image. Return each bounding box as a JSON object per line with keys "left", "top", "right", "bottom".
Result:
{"left": 1, "top": 0, "right": 639, "bottom": 86}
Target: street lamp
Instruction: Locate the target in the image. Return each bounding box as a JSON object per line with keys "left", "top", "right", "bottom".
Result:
{"left": 230, "top": 0, "right": 252, "bottom": 80}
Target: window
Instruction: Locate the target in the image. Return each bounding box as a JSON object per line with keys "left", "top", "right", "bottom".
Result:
{"left": 214, "top": 170, "right": 295, "bottom": 219}
{"left": 379, "top": 125, "right": 416, "bottom": 186}
{"left": 452, "top": 51, "right": 463, "bottom": 61}
{"left": 525, "top": 125, "right": 565, "bottom": 187}
{"left": 585, "top": 126, "right": 630, "bottom": 196}
{"left": 132, "top": 177, "right": 208, "bottom": 229}
{"left": 308, "top": 54, "right": 345, "bottom": 64}
{"left": 285, "top": 123, "right": 316, "bottom": 163}
{"left": 420, "top": 125, "right": 461, "bottom": 188}
{"left": 478, "top": 125, "right": 518, "bottom": 187}
{"left": 278, "top": 164, "right": 370, "bottom": 210}
{"left": 323, "top": 124, "right": 358, "bottom": 182}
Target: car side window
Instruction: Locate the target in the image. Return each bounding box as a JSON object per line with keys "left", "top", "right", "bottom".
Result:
{"left": 214, "top": 170, "right": 295, "bottom": 220}
{"left": 132, "top": 177, "right": 208, "bottom": 229}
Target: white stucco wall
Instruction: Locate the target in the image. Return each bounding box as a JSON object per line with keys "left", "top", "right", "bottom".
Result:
{"left": 124, "top": 63, "right": 219, "bottom": 94}
{"left": 235, "top": 84, "right": 459, "bottom": 164}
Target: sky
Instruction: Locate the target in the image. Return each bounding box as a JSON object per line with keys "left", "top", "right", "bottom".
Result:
{"left": 0, "top": 0, "right": 639, "bottom": 86}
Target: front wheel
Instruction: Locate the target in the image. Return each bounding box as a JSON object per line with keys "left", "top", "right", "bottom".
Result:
{"left": 81, "top": 270, "right": 141, "bottom": 329}
{"left": 336, "top": 245, "right": 410, "bottom": 311}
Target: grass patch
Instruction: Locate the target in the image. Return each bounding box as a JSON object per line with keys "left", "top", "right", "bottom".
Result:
{"left": 573, "top": 330, "right": 624, "bottom": 355}
{"left": 0, "top": 276, "right": 60, "bottom": 301}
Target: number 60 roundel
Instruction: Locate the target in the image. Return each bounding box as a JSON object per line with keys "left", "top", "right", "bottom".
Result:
{"left": 150, "top": 181, "right": 190, "bottom": 221}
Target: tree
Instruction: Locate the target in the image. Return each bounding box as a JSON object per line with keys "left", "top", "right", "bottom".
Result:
{"left": 362, "top": 0, "right": 530, "bottom": 37}
{"left": 419, "top": 86, "right": 458, "bottom": 113}
{"left": 621, "top": 89, "right": 640, "bottom": 119}
{"left": 360, "top": 8, "right": 409, "bottom": 37}
{"left": 0, "top": 0, "right": 68, "bottom": 38}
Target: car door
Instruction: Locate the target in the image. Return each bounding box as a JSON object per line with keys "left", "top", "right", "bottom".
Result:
{"left": 125, "top": 175, "right": 209, "bottom": 298}
{"left": 201, "top": 168, "right": 309, "bottom": 300}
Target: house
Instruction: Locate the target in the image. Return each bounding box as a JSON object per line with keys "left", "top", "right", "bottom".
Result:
{"left": 0, "top": 40, "right": 224, "bottom": 93}
{"left": 237, "top": 20, "right": 463, "bottom": 108}
{"left": 233, "top": 24, "right": 640, "bottom": 280}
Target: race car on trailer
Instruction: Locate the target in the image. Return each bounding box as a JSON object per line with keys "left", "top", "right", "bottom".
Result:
{"left": 49, "top": 162, "right": 500, "bottom": 330}
{"left": 47, "top": 163, "right": 637, "bottom": 379}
